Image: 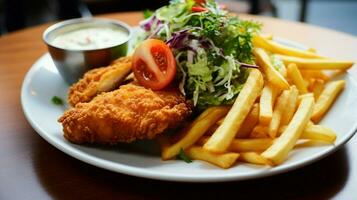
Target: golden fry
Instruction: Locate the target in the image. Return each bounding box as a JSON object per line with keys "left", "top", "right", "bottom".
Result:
{"left": 307, "top": 48, "right": 317, "bottom": 53}
{"left": 186, "top": 146, "right": 239, "bottom": 169}
{"left": 294, "top": 140, "right": 331, "bottom": 148}
{"left": 300, "top": 70, "right": 329, "bottom": 81}
{"left": 162, "top": 106, "right": 229, "bottom": 160}
{"left": 250, "top": 125, "right": 269, "bottom": 138}
{"left": 239, "top": 152, "right": 272, "bottom": 165}
{"left": 236, "top": 103, "right": 260, "bottom": 138}
{"left": 271, "top": 55, "right": 287, "bottom": 78}
{"left": 281, "top": 86, "right": 299, "bottom": 126}
{"left": 253, "top": 35, "right": 324, "bottom": 58}
{"left": 230, "top": 138, "right": 274, "bottom": 152}
{"left": 297, "top": 93, "right": 314, "bottom": 105}
{"left": 262, "top": 96, "right": 315, "bottom": 165}
{"left": 254, "top": 48, "right": 290, "bottom": 90}
{"left": 276, "top": 54, "right": 354, "bottom": 70}
{"left": 203, "top": 69, "right": 264, "bottom": 153}
{"left": 260, "top": 34, "right": 273, "bottom": 40}
{"left": 327, "top": 70, "right": 347, "bottom": 80}
{"left": 287, "top": 63, "right": 308, "bottom": 94}
{"left": 259, "top": 84, "right": 278, "bottom": 125}
{"left": 311, "top": 80, "right": 345, "bottom": 123}
{"left": 198, "top": 137, "right": 273, "bottom": 152}
{"left": 279, "top": 123, "right": 337, "bottom": 143}
{"left": 268, "top": 89, "right": 291, "bottom": 138}
{"left": 309, "top": 79, "right": 325, "bottom": 99}
{"left": 301, "top": 124, "right": 337, "bottom": 143}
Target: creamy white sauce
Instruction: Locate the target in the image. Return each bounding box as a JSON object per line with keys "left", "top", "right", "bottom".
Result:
{"left": 52, "top": 27, "right": 128, "bottom": 50}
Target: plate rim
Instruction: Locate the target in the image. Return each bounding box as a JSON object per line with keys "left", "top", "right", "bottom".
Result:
{"left": 21, "top": 44, "right": 357, "bottom": 183}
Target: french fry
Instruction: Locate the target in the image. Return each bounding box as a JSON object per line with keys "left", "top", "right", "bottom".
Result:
{"left": 236, "top": 103, "right": 260, "bottom": 138}
{"left": 216, "top": 118, "right": 224, "bottom": 125}
{"left": 262, "top": 96, "right": 315, "bottom": 165}
{"left": 254, "top": 48, "right": 290, "bottom": 90}
{"left": 217, "top": 106, "right": 260, "bottom": 139}
{"left": 327, "top": 70, "right": 347, "bottom": 80}
{"left": 294, "top": 140, "right": 331, "bottom": 148}
{"left": 311, "top": 80, "right": 345, "bottom": 123}
{"left": 271, "top": 55, "right": 287, "bottom": 78}
{"left": 268, "top": 89, "right": 291, "bottom": 138}
{"left": 186, "top": 146, "right": 239, "bottom": 169}
{"left": 300, "top": 70, "right": 329, "bottom": 81}
{"left": 161, "top": 106, "right": 229, "bottom": 160}
{"left": 216, "top": 104, "right": 260, "bottom": 137}
{"left": 203, "top": 69, "right": 264, "bottom": 153}
{"left": 276, "top": 54, "right": 354, "bottom": 70}
{"left": 239, "top": 152, "right": 272, "bottom": 165}
{"left": 260, "top": 34, "right": 273, "bottom": 40}
{"left": 250, "top": 125, "right": 269, "bottom": 138}
{"left": 277, "top": 63, "right": 287, "bottom": 78}
{"left": 302, "top": 124, "right": 337, "bottom": 143}
{"left": 259, "top": 84, "right": 278, "bottom": 125}
{"left": 230, "top": 138, "right": 274, "bottom": 152}
{"left": 279, "top": 123, "right": 337, "bottom": 143}
{"left": 198, "top": 137, "right": 273, "bottom": 152}
{"left": 206, "top": 123, "right": 219, "bottom": 136}
{"left": 281, "top": 86, "right": 299, "bottom": 126}
{"left": 287, "top": 63, "right": 308, "bottom": 94}
{"left": 309, "top": 79, "right": 325, "bottom": 99}
{"left": 297, "top": 93, "right": 314, "bottom": 105}
{"left": 253, "top": 35, "right": 324, "bottom": 58}
{"left": 307, "top": 48, "right": 317, "bottom": 53}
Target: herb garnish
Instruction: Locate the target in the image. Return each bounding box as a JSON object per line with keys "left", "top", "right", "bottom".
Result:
{"left": 143, "top": 9, "right": 153, "bottom": 19}
{"left": 178, "top": 148, "right": 192, "bottom": 163}
{"left": 51, "top": 96, "right": 63, "bottom": 105}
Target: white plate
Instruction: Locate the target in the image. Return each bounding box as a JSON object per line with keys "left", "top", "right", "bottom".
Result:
{"left": 21, "top": 33, "right": 357, "bottom": 182}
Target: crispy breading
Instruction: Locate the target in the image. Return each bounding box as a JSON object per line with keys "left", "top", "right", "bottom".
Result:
{"left": 68, "top": 56, "right": 132, "bottom": 107}
{"left": 59, "top": 84, "right": 192, "bottom": 144}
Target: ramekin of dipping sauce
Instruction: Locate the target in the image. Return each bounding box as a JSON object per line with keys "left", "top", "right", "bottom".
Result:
{"left": 43, "top": 18, "right": 132, "bottom": 84}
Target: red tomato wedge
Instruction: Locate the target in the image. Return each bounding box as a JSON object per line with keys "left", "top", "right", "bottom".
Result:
{"left": 132, "top": 39, "right": 176, "bottom": 90}
{"left": 192, "top": 6, "right": 208, "bottom": 12}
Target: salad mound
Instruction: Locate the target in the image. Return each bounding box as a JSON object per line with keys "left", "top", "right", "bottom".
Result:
{"left": 139, "top": 0, "right": 261, "bottom": 109}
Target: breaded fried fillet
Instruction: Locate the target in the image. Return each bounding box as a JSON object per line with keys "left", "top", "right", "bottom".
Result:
{"left": 59, "top": 84, "right": 192, "bottom": 144}
{"left": 68, "top": 56, "right": 132, "bottom": 107}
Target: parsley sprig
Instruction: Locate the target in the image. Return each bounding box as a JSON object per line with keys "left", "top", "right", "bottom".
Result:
{"left": 178, "top": 148, "right": 192, "bottom": 163}
{"left": 51, "top": 96, "right": 63, "bottom": 105}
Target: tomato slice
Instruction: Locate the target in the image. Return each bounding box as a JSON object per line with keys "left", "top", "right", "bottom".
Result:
{"left": 132, "top": 39, "right": 176, "bottom": 90}
{"left": 192, "top": 6, "right": 208, "bottom": 12}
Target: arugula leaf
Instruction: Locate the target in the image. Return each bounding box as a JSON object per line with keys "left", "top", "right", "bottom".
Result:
{"left": 178, "top": 148, "right": 192, "bottom": 163}
{"left": 143, "top": 9, "right": 153, "bottom": 19}
{"left": 51, "top": 96, "right": 63, "bottom": 105}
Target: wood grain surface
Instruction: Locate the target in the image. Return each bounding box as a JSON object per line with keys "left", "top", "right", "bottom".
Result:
{"left": 0, "top": 12, "right": 357, "bottom": 200}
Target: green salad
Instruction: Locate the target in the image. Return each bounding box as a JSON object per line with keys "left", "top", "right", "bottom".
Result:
{"left": 139, "top": 0, "right": 261, "bottom": 109}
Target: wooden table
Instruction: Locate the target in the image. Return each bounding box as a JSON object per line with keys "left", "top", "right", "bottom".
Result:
{"left": 1, "top": 12, "right": 357, "bottom": 200}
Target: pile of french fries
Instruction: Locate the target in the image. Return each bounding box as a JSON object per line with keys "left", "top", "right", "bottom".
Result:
{"left": 158, "top": 34, "right": 354, "bottom": 169}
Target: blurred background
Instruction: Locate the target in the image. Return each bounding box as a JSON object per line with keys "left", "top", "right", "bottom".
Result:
{"left": 0, "top": 0, "right": 356, "bottom": 35}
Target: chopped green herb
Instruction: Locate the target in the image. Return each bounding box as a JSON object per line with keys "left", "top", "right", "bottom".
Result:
{"left": 143, "top": 9, "right": 153, "bottom": 19}
{"left": 51, "top": 96, "right": 63, "bottom": 105}
{"left": 178, "top": 148, "right": 192, "bottom": 163}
